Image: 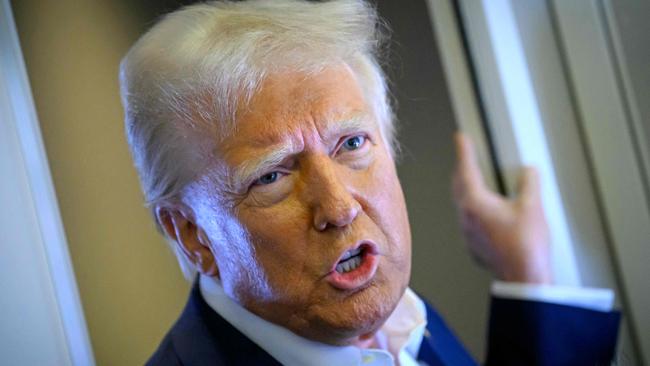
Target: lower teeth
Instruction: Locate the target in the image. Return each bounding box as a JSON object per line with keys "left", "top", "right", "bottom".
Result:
{"left": 336, "top": 255, "right": 362, "bottom": 273}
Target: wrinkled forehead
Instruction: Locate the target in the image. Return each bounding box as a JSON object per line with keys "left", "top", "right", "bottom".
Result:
{"left": 221, "top": 64, "right": 374, "bottom": 153}
{"left": 181, "top": 64, "right": 381, "bottom": 210}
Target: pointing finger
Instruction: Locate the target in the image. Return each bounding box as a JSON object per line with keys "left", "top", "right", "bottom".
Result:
{"left": 454, "top": 132, "right": 485, "bottom": 196}
{"left": 517, "top": 166, "right": 541, "bottom": 205}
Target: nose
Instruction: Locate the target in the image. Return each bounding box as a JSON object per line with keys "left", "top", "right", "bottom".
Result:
{"left": 307, "top": 159, "right": 361, "bottom": 231}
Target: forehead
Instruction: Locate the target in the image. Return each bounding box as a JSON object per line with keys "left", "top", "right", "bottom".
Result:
{"left": 221, "top": 64, "right": 372, "bottom": 154}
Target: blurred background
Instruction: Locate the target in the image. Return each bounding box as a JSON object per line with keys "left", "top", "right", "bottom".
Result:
{"left": 2, "top": 0, "right": 648, "bottom": 365}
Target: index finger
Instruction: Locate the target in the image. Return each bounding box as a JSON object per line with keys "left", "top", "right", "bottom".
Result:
{"left": 454, "top": 131, "right": 486, "bottom": 194}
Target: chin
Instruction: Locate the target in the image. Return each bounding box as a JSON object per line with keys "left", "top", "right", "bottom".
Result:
{"left": 300, "top": 280, "right": 405, "bottom": 345}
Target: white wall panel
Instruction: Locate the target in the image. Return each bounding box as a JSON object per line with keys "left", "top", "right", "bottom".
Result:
{"left": 0, "top": 1, "right": 94, "bottom": 364}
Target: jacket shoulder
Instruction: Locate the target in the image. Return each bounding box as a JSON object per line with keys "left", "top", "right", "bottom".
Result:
{"left": 146, "top": 334, "right": 183, "bottom": 366}
{"left": 145, "top": 280, "right": 280, "bottom": 366}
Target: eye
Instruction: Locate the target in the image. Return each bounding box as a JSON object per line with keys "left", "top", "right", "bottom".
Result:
{"left": 254, "top": 171, "right": 281, "bottom": 186}
{"left": 341, "top": 135, "right": 366, "bottom": 151}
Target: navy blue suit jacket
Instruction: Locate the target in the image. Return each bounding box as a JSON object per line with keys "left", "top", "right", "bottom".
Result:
{"left": 147, "top": 282, "right": 620, "bottom": 365}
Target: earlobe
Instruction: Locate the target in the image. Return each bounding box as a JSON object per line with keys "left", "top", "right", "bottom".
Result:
{"left": 196, "top": 228, "right": 219, "bottom": 277}
{"left": 155, "top": 205, "right": 220, "bottom": 278}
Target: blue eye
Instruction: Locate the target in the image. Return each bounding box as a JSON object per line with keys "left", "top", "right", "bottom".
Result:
{"left": 256, "top": 172, "right": 279, "bottom": 185}
{"left": 342, "top": 136, "right": 365, "bottom": 151}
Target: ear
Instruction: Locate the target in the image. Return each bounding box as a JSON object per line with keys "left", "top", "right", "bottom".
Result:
{"left": 156, "top": 205, "right": 219, "bottom": 277}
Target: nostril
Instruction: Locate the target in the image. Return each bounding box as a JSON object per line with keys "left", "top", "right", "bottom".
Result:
{"left": 314, "top": 219, "right": 328, "bottom": 231}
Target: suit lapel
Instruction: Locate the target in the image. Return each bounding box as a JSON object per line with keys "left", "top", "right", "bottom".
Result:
{"left": 169, "top": 280, "right": 282, "bottom": 365}
{"left": 417, "top": 301, "right": 478, "bottom": 366}
{"left": 170, "top": 282, "right": 476, "bottom": 366}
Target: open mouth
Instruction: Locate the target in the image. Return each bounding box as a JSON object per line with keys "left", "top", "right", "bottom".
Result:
{"left": 327, "top": 242, "right": 379, "bottom": 290}
{"left": 335, "top": 246, "right": 364, "bottom": 273}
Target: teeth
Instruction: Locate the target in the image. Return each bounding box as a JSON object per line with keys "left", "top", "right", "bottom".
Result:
{"left": 335, "top": 255, "right": 362, "bottom": 274}
{"left": 340, "top": 247, "right": 363, "bottom": 261}
{"left": 343, "top": 261, "right": 351, "bottom": 272}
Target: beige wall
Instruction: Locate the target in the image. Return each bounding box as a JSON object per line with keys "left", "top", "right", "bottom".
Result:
{"left": 10, "top": 1, "right": 190, "bottom": 365}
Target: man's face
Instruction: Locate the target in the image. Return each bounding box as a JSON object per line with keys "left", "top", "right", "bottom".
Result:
{"left": 191, "top": 64, "right": 411, "bottom": 345}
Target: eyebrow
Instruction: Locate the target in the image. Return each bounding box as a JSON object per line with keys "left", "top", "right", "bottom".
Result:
{"left": 230, "top": 143, "right": 299, "bottom": 190}
{"left": 229, "top": 114, "right": 371, "bottom": 189}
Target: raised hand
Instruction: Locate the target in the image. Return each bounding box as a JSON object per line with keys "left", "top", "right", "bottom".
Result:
{"left": 452, "top": 132, "right": 553, "bottom": 284}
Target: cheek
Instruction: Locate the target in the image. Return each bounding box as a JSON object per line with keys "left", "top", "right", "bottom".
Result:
{"left": 361, "top": 154, "right": 410, "bottom": 240}
{"left": 200, "top": 209, "right": 276, "bottom": 301}
{"left": 234, "top": 200, "right": 315, "bottom": 294}
{"left": 239, "top": 199, "right": 309, "bottom": 255}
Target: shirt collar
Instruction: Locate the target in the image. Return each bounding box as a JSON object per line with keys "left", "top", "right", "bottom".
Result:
{"left": 199, "top": 275, "right": 427, "bottom": 366}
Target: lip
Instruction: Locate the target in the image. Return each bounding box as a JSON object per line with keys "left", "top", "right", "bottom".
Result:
{"left": 326, "top": 241, "right": 379, "bottom": 290}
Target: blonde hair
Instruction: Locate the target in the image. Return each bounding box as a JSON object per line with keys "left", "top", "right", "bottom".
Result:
{"left": 119, "top": 0, "right": 395, "bottom": 277}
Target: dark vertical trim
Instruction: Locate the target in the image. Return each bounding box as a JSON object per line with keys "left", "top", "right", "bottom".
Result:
{"left": 546, "top": 0, "right": 643, "bottom": 363}
{"left": 450, "top": 0, "right": 507, "bottom": 196}
{"left": 595, "top": 1, "right": 646, "bottom": 363}
{"left": 598, "top": 0, "right": 650, "bottom": 227}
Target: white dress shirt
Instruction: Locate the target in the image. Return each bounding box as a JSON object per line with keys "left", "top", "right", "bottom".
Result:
{"left": 199, "top": 275, "right": 614, "bottom": 366}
